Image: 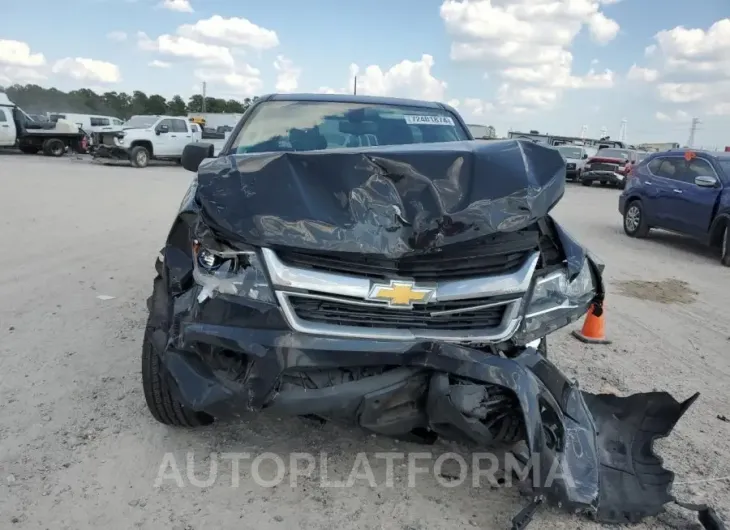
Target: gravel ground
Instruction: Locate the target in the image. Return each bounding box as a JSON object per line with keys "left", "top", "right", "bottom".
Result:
{"left": 1, "top": 154, "right": 729, "bottom": 530}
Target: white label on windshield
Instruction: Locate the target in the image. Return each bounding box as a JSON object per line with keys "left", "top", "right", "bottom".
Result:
{"left": 404, "top": 115, "right": 455, "bottom": 126}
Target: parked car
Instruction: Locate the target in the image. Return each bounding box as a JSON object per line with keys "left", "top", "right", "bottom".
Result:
{"left": 556, "top": 144, "right": 597, "bottom": 181}
{"left": 580, "top": 147, "right": 644, "bottom": 188}
{"left": 135, "top": 93, "right": 713, "bottom": 527}
{"left": 619, "top": 149, "right": 730, "bottom": 266}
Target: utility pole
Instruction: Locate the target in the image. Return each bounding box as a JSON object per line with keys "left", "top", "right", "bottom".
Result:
{"left": 618, "top": 118, "right": 627, "bottom": 143}
{"left": 202, "top": 81, "right": 207, "bottom": 113}
{"left": 687, "top": 117, "right": 700, "bottom": 148}
{"left": 353, "top": 76, "right": 357, "bottom": 95}
{"left": 580, "top": 125, "right": 588, "bottom": 140}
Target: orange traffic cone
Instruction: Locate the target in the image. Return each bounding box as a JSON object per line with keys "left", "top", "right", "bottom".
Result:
{"left": 571, "top": 301, "right": 611, "bottom": 344}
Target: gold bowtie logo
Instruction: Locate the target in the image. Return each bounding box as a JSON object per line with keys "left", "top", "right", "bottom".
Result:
{"left": 368, "top": 281, "right": 435, "bottom": 308}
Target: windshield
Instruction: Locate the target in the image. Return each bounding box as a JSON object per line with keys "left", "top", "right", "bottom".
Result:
{"left": 229, "top": 100, "right": 470, "bottom": 154}
{"left": 597, "top": 148, "right": 630, "bottom": 159}
{"left": 124, "top": 116, "right": 157, "bottom": 128}
{"left": 557, "top": 146, "right": 583, "bottom": 159}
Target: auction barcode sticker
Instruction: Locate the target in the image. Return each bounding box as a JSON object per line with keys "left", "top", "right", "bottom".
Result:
{"left": 404, "top": 115, "right": 455, "bottom": 126}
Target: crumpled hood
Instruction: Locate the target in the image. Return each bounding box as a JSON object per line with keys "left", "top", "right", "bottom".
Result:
{"left": 192, "top": 139, "right": 566, "bottom": 258}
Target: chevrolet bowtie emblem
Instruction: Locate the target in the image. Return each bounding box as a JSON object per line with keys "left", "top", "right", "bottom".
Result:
{"left": 368, "top": 280, "right": 435, "bottom": 308}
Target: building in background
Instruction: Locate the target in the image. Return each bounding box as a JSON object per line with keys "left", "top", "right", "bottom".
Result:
{"left": 635, "top": 142, "right": 681, "bottom": 152}
{"left": 467, "top": 124, "right": 497, "bottom": 139}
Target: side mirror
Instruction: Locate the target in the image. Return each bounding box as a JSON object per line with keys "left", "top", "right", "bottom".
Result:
{"left": 582, "top": 153, "right": 588, "bottom": 159}
{"left": 695, "top": 175, "right": 718, "bottom": 188}
{"left": 182, "top": 142, "right": 215, "bottom": 173}
{"left": 156, "top": 124, "right": 169, "bottom": 135}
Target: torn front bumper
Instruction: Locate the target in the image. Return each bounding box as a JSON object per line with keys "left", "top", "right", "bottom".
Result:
{"left": 153, "top": 291, "right": 703, "bottom": 525}
{"left": 581, "top": 170, "right": 626, "bottom": 186}
{"left": 92, "top": 144, "right": 131, "bottom": 160}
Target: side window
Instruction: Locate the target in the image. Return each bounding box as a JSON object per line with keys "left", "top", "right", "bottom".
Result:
{"left": 647, "top": 157, "right": 663, "bottom": 174}
{"left": 653, "top": 158, "right": 682, "bottom": 180}
{"left": 157, "top": 119, "right": 173, "bottom": 131}
{"left": 170, "top": 119, "right": 188, "bottom": 133}
{"left": 682, "top": 158, "right": 715, "bottom": 183}
{"left": 0, "top": 109, "right": 6, "bottom": 122}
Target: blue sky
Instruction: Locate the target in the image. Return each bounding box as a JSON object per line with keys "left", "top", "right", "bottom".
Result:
{"left": 2, "top": 0, "right": 729, "bottom": 146}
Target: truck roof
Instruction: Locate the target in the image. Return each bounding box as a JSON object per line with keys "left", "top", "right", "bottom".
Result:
{"left": 264, "top": 92, "right": 448, "bottom": 109}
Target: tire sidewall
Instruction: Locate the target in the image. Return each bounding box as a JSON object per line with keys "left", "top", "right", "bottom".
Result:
{"left": 131, "top": 146, "right": 150, "bottom": 168}
{"left": 624, "top": 200, "right": 643, "bottom": 237}
{"left": 721, "top": 225, "right": 730, "bottom": 266}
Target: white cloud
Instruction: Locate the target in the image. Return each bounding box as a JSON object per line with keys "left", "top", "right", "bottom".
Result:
{"left": 588, "top": 12, "right": 620, "bottom": 44}
{"left": 462, "top": 98, "right": 494, "bottom": 117}
{"left": 348, "top": 55, "right": 447, "bottom": 101}
{"left": 637, "top": 18, "right": 730, "bottom": 114}
{"left": 148, "top": 60, "right": 172, "bottom": 69}
{"left": 178, "top": 15, "right": 279, "bottom": 50}
{"left": 0, "top": 39, "right": 45, "bottom": 67}
{"left": 51, "top": 57, "right": 121, "bottom": 83}
{"left": 440, "top": 0, "right": 619, "bottom": 110}
{"left": 627, "top": 64, "right": 659, "bottom": 82}
{"left": 273, "top": 55, "right": 301, "bottom": 92}
{"left": 655, "top": 110, "right": 690, "bottom": 122}
{"left": 193, "top": 65, "right": 262, "bottom": 96}
{"left": 106, "top": 31, "right": 128, "bottom": 42}
{"left": 0, "top": 66, "right": 47, "bottom": 86}
{"left": 138, "top": 32, "right": 234, "bottom": 67}
{"left": 160, "top": 0, "right": 193, "bottom": 12}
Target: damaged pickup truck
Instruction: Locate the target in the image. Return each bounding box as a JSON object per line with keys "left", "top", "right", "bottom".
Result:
{"left": 142, "top": 94, "right": 724, "bottom": 529}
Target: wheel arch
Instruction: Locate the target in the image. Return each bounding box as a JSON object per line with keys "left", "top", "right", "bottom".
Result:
{"left": 709, "top": 212, "right": 730, "bottom": 248}
{"left": 130, "top": 139, "right": 154, "bottom": 156}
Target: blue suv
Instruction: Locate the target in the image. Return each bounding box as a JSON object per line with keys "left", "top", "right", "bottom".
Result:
{"left": 618, "top": 149, "right": 730, "bottom": 266}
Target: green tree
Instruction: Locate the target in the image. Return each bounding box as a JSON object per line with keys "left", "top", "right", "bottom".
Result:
{"left": 0, "top": 84, "right": 258, "bottom": 120}
{"left": 145, "top": 94, "right": 168, "bottom": 115}
{"left": 167, "top": 95, "right": 187, "bottom": 116}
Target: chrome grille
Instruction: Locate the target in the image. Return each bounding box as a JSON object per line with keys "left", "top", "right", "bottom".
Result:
{"left": 288, "top": 295, "right": 510, "bottom": 330}
{"left": 591, "top": 163, "right": 618, "bottom": 172}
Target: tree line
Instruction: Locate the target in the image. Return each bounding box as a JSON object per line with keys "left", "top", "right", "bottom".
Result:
{"left": 0, "top": 84, "right": 257, "bottom": 119}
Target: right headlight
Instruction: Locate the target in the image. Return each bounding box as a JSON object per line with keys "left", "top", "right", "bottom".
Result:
{"left": 517, "top": 259, "right": 597, "bottom": 343}
{"left": 192, "top": 241, "right": 275, "bottom": 305}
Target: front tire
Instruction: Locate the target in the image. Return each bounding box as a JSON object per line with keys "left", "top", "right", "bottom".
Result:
{"left": 130, "top": 146, "right": 150, "bottom": 168}
{"left": 721, "top": 226, "right": 730, "bottom": 267}
{"left": 142, "top": 271, "right": 214, "bottom": 428}
{"left": 623, "top": 200, "right": 650, "bottom": 238}
{"left": 581, "top": 180, "right": 592, "bottom": 187}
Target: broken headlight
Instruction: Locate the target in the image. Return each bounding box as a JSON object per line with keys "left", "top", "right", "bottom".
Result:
{"left": 192, "top": 241, "right": 275, "bottom": 304}
{"left": 519, "top": 259, "right": 596, "bottom": 341}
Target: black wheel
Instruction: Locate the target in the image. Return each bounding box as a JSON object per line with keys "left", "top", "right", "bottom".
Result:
{"left": 130, "top": 146, "right": 150, "bottom": 168}
{"left": 142, "top": 270, "right": 214, "bottom": 427}
{"left": 42, "top": 138, "right": 66, "bottom": 157}
{"left": 623, "top": 200, "right": 650, "bottom": 238}
{"left": 721, "top": 225, "right": 730, "bottom": 267}
{"left": 581, "top": 180, "right": 592, "bottom": 187}
{"left": 19, "top": 145, "right": 39, "bottom": 154}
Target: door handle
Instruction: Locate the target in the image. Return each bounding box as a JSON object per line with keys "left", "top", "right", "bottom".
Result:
{"left": 1, "top": 124, "right": 8, "bottom": 128}
{"left": 673, "top": 189, "right": 683, "bottom": 193}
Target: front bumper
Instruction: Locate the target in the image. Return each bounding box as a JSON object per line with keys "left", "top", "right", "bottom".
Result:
{"left": 581, "top": 170, "right": 626, "bottom": 186}
{"left": 155, "top": 305, "right": 700, "bottom": 524}
{"left": 92, "top": 144, "right": 130, "bottom": 160}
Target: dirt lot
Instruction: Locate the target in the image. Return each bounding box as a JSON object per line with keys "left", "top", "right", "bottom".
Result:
{"left": 1, "top": 154, "right": 729, "bottom": 530}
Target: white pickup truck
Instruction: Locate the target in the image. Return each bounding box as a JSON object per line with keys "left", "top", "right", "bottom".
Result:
{"left": 0, "top": 93, "right": 87, "bottom": 156}
{"left": 91, "top": 115, "right": 201, "bottom": 168}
